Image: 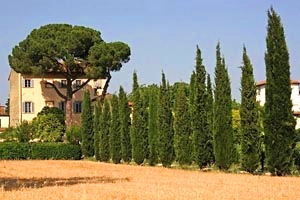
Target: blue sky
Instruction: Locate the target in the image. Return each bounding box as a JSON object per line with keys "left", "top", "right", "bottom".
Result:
{"left": 0, "top": 0, "right": 299, "bottom": 105}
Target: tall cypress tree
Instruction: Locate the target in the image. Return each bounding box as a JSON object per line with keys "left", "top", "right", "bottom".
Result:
{"left": 119, "top": 86, "right": 132, "bottom": 163}
{"left": 157, "top": 72, "right": 174, "bottom": 167}
{"left": 174, "top": 82, "right": 192, "bottom": 165}
{"left": 264, "top": 8, "right": 296, "bottom": 175}
{"left": 131, "top": 71, "right": 147, "bottom": 164}
{"left": 110, "top": 94, "right": 122, "bottom": 164}
{"left": 81, "top": 90, "right": 94, "bottom": 157}
{"left": 94, "top": 99, "right": 102, "bottom": 161}
{"left": 148, "top": 85, "right": 159, "bottom": 166}
{"left": 213, "top": 43, "right": 234, "bottom": 170}
{"left": 206, "top": 74, "right": 215, "bottom": 163}
{"left": 99, "top": 98, "right": 110, "bottom": 162}
{"left": 240, "top": 46, "right": 260, "bottom": 173}
{"left": 191, "top": 45, "right": 211, "bottom": 168}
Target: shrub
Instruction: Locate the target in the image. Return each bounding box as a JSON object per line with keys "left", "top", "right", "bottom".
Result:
{"left": 293, "top": 142, "right": 300, "bottom": 170}
{"left": 30, "top": 143, "right": 82, "bottom": 160}
{"left": 16, "top": 120, "right": 32, "bottom": 142}
{"left": 32, "top": 113, "right": 64, "bottom": 142}
{"left": 0, "top": 142, "right": 30, "bottom": 159}
{"left": 37, "top": 106, "right": 65, "bottom": 126}
{"left": 66, "top": 125, "right": 81, "bottom": 145}
{"left": 0, "top": 127, "right": 17, "bottom": 141}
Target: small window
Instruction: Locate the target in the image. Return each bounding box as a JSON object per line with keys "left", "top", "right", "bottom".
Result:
{"left": 23, "top": 79, "right": 34, "bottom": 88}
{"left": 59, "top": 101, "right": 66, "bottom": 112}
{"left": 73, "top": 80, "right": 82, "bottom": 88}
{"left": 60, "top": 80, "right": 67, "bottom": 88}
{"left": 73, "top": 101, "right": 82, "bottom": 113}
{"left": 45, "top": 101, "right": 54, "bottom": 107}
{"left": 23, "top": 102, "right": 34, "bottom": 113}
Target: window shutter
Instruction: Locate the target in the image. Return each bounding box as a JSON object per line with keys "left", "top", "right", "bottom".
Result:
{"left": 22, "top": 102, "right": 25, "bottom": 113}
{"left": 73, "top": 102, "right": 76, "bottom": 112}
{"left": 31, "top": 80, "right": 34, "bottom": 88}
{"left": 22, "top": 79, "right": 25, "bottom": 88}
{"left": 31, "top": 102, "right": 34, "bottom": 113}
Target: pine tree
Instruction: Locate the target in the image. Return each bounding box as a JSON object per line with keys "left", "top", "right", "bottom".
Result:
{"left": 148, "top": 85, "right": 159, "bottom": 166}
{"left": 191, "top": 45, "right": 212, "bottom": 168}
{"left": 110, "top": 94, "right": 122, "bottom": 164}
{"left": 174, "top": 82, "right": 192, "bottom": 165}
{"left": 240, "top": 46, "right": 260, "bottom": 173}
{"left": 81, "top": 90, "right": 94, "bottom": 157}
{"left": 99, "top": 99, "right": 110, "bottom": 162}
{"left": 264, "top": 8, "right": 296, "bottom": 175}
{"left": 206, "top": 74, "right": 215, "bottom": 163}
{"left": 94, "top": 99, "right": 102, "bottom": 161}
{"left": 118, "top": 86, "right": 132, "bottom": 163}
{"left": 213, "top": 43, "right": 234, "bottom": 170}
{"left": 157, "top": 72, "right": 174, "bottom": 167}
{"left": 131, "top": 71, "right": 147, "bottom": 164}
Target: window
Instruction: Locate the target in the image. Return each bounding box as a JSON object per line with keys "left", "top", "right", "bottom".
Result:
{"left": 73, "top": 80, "right": 82, "bottom": 88}
{"left": 45, "top": 101, "right": 54, "bottom": 107}
{"left": 23, "top": 79, "right": 34, "bottom": 88}
{"left": 59, "top": 101, "right": 66, "bottom": 112}
{"left": 22, "top": 102, "right": 34, "bottom": 113}
{"left": 73, "top": 101, "right": 82, "bottom": 113}
{"left": 60, "top": 80, "right": 67, "bottom": 88}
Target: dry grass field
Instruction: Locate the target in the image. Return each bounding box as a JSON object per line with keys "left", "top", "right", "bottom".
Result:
{"left": 0, "top": 160, "right": 300, "bottom": 200}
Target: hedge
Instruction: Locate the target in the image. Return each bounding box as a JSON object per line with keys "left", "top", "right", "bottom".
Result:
{"left": 0, "top": 142, "right": 81, "bottom": 160}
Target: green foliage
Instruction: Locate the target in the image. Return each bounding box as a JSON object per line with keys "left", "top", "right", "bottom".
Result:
{"left": 93, "top": 99, "right": 102, "bottom": 161}
{"left": 16, "top": 121, "right": 33, "bottom": 142}
{"left": 213, "top": 43, "right": 234, "bottom": 170}
{"left": 174, "top": 83, "right": 192, "bottom": 165}
{"left": 130, "top": 72, "right": 147, "bottom": 165}
{"left": 0, "top": 142, "right": 81, "bottom": 160}
{"left": 0, "top": 142, "right": 30, "bottom": 159}
{"left": 0, "top": 127, "right": 17, "bottom": 141}
{"left": 5, "top": 98, "right": 9, "bottom": 114}
{"left": 99, "top": 99, "right": 110, "bottom": 162}
{"left": 240, "top": 46, "right": 261, "bottom": 173}
{"left": 157, "top": 72, "right": 174, "bottom": 167}
{"left": 32, "top": 114, "right": 64, "bottom": 142}
{"left": 148, "top": 85, "right": 159, "bottom": 166}
{"left": 191, "top": 45, "right": 212, "bottom": 168}
{"left": 81, "top": 90, "right": 94, "bottom": 157}
{"left": 37, "top": 106, "right": 65, "bottom": 126}
{"left": 293, "top": 142, "right": 300, "bottom": 170}
{"left": 66, "top": 125, "right": 81, "bottom": 145}
{"left": 264, "top": 8, "right": 296, "bottom": 175}
{"left": 118, "top": 86, "right": 132, "bottom": 163}
{"left": 206, "top": 74, "right": 215, "bottom": 163}
{"left": 110, "top": 94, "right": 122, "bottom": 164}
{"left": 30, "top": 143, "right": 81, "bottom": 160}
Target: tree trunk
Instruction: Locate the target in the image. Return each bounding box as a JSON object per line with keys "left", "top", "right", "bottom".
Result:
{"left": 65, "top": 80, "right": 73, "bottom": 129}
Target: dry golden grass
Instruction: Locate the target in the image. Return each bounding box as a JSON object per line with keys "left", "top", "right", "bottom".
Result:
{"left": 0, "top": 160, "right": 300, "bottom": 200}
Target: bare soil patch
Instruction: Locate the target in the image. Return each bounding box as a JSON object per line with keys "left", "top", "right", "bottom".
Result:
{"left": 0, "top": 160, "right": 300, "bottom": 199}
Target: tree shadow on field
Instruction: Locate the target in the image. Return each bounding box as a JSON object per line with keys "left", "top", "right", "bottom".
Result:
{"left": 0, "top": 176, "right": 130, "bottom": 191}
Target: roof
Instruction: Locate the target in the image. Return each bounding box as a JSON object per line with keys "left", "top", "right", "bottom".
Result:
{"left": 256, "top": 80, "right": 300, "bottom": 87}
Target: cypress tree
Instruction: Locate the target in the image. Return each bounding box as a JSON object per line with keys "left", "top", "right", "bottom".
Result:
{"left": 213, "top": 43, "right": 234, "bottom": 170}
{"left": 94, "top": 99, "right": 102, "bottom": 161}
{"left": 110, "top": 94, "right": 122, "bottom": 164}
{"left": 206, "top": 74, "right": 215, "bottom": 163}
{"left": 131, "top": 71, "right": 147, "bottom": 164}
{"left": 148, "top": 85, "right": 159, "bottom": 166}
{"left": 192, "top": 45, "right": 212, "bottom": 168}
{"left": 264, "top": 8, "right": 296, "bottom": 175}
{"left": 119, "top": 86, "right": 132, "bottom": 163}
{"left": 99, "top": 99, "right": 110, "bottom": 162}
{"left": 157, "top": 72, "right": 174, "bottom": 167}
{"left": 81, "top": 90, "right": 94, "bottom": 157}
{"left": 174, "top": 82, "right": 192, "bottom": 165}
{"left": 240, "top": 46, "right": 260, "bottom": 173}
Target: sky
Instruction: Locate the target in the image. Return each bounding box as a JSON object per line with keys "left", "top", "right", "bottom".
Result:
{"left": 0, "top": 0, "right": 299, "bottom": 105}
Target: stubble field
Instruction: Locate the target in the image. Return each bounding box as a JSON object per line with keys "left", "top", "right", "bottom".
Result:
{"left": 0, "top": 160, "right": 300, "bottom": 200}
